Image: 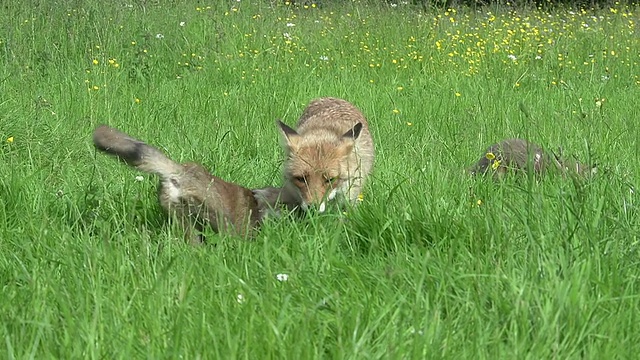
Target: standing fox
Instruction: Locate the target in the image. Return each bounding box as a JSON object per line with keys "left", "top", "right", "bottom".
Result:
{"left": 468, "top": 138, "right": 596, "bottom": 178}
{"left": 277, "top": 97, "right": 375, "bottom": 212}
{"left": 93, "top": 125, "right": 299, "bottom": 244}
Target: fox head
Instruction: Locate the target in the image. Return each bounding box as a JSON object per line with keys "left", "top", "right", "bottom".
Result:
{"left": 551, "top": 148, "right": 598, "bottom": 177}
{"left": 278, "top": 120, "right": 363, "bottom": 212}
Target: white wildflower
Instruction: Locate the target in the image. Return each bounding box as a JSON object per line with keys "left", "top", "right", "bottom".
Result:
{"left": 286, "top": 23, "right": 295, "bottom": 27}
{"left": 135, "top": 175, "right": 144, "bottom": 182}
{"left": 236, "top": 294, "right": 245, "bottom": 303}
{"left": 276, "top": 273, "right": 289, "bottom": 282}
{"left": 179, "top": 21, "right": 186, "bottom": 27}
{"left": 319, "top": 55, "right": 329, "bottom": 61}
{"left": 155, "top": 33, "right": 164, "bottom": 39}
{"left": 507, "top": 54, "right": 517, "bottom": 61}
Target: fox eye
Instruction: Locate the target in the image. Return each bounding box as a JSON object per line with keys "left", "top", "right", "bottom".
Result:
{"left": 325, "top": 177, "right": 337, "bottom": 184}
{"left": 293, "top": 176, "right": 306, "bottom": 184}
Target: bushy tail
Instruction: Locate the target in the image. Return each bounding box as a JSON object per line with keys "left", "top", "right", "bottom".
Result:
{"left": 93, "top": 125, "right": 183, "bottom": 178}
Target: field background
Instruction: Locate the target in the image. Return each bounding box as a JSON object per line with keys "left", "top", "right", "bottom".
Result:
{"left": 1, "top": 0, "right": 639, "bottom": 358}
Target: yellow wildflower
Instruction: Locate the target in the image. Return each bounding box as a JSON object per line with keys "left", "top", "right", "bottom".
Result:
{"left": 485, "top": 152, "right": 496, "bottom": 160}
{"left": 7, "top": 136, "right": 14, "bottom": 143}
{"left": 491, "top": 159, "right": 501, "bottom": 170}
{"left": 92, "top": 59, "right": 99, "bottom": 65}
{"left": 357, "top": 194, "right": 364, "bottom": 202}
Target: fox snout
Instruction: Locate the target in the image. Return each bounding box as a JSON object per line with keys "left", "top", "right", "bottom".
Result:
{"left": 293, "top": 176, "right": 340, "bottom": 213}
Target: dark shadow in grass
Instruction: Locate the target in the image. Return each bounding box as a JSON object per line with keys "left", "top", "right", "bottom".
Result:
{"left": 344, "top": 180, "right": 466, "bottom": 256}
{"left": 57, "top": 154, "right": 167, "bottom": 245}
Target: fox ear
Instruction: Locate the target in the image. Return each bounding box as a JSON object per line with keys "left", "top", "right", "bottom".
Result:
{"left": 342, "top": 123, "right": 363, "bottom": 140}
{"left": 277, "top": 120, "right": 300, "bottom": 149}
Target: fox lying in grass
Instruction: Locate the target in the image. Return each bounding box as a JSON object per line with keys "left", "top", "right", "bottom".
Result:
{"left": 468, "top": 138, "right": 596, "bottom": 179}
{"left": 93, "top": 125, "right": 299, "bottom": 244}
{"left": 277, "top": 97, "right": 375, "bottom": 213}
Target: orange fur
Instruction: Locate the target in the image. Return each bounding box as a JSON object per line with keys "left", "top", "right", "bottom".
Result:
{"left": 93, "top": 125, "right": 299, "bottom": 243}
{"left": 278, "top": 97, "right": 375, "bottom": 212}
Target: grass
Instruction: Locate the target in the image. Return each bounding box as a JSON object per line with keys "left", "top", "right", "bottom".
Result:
{"left": 1, "top": 0, "right": 639, "bottom": 358}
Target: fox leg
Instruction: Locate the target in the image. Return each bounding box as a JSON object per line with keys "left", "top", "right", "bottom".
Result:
{"left": 180, "top": 215, "right": 205, "bottom": 245}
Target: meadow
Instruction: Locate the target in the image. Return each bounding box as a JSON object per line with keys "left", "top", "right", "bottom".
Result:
{"left": 1, "top": 0, "right": 639, "bottom": 358}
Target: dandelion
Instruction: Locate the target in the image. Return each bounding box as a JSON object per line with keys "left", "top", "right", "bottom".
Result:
{"left": 135, "top": 175, "right": 144, "bottom": 182}
{"left": 485, "top": 152, "right": 496, "bottom": 160}
{"left": 406, "top": 122, "right": 413, "bottom": 126}
{"left": 134, "top": 98, "right": 141, "bottom": 104}
{"left": 476, "top": 199, "right": 482, "bottom": 206}
{"left": 276, "top": 273, "right": 289, "bottom": 282}
{"left": 455, "top": 92, "right": 461, "bottom": 97}
{"left": 92, "top": 85, "right": 99, "bottom": 90}
{"left": 92, "top": 59, "right": 99, "bottom": 65}
{"left": 357, "top": 193, "right": 364, "bottom": 202}
{"left": 392, "top": 109, "right": 400, "bottom": 114}
{"left": 491, "top": 159, "right": 502, "bottom": 170}
{"left": 7, "top": 136, "right": 13, "bottom": 143}
{"left": 397, "top": 86, "right": 404, "bottom": 91}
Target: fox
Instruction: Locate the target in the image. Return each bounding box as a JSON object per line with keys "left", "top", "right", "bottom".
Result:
{"left": 277, "top": 97, "right": 375, "bottom": 213}
{"left": 468, "top": 138, "right": 596, "bottom": 179}
{"left": 92, "top": 125, "right": 299, "bottom": 244}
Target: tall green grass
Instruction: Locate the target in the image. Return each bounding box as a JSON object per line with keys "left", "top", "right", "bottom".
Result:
{"left": 1, "top": 0, "right": 639, "bottom": 358}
